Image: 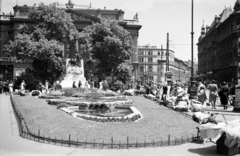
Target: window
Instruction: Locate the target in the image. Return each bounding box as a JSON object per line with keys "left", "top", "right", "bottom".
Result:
{"left": 148, "top": 66, "right": 153, "bottom": 72}
{"left": 138, "top": 50, "right": 144, "bottom": 55}
{"left": 158, "top": 51, "right": 160, "bottom": 55}
{"left": 148, "top": 57, "right": 153, "bottom": 62}
{"left": 140, "top": 66, "right": 144, "bottom": 72}
{"left": 161, "top": 51, "right": 164, "bottom": 56}
{"left": 148, "top": 50, "right": 152, "bottom": 55}
{"left": 139, "top": 57, "right": 144, "bottom": 62}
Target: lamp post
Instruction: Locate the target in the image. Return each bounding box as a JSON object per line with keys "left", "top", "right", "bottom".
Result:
{"left": 189, "top": 0, "right": 194, "bottom": 82}
{"left": 144, "top": 44, "right": 149, "bottom": 84}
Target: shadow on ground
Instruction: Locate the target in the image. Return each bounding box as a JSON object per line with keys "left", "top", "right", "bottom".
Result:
{"left": 188, "top": 145, "right": 219, "bottom": 156}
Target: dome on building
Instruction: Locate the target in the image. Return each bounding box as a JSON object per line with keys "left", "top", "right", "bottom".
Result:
{"left": 234, "top": 0, "right": 240, "bottom": 12}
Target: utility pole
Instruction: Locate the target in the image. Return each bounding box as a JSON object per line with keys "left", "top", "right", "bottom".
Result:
{"left": 166, "top": 33, "right": 169, "bottom": 71}
{"left": 191, "top": 0, "right": 194, "bottom": 79}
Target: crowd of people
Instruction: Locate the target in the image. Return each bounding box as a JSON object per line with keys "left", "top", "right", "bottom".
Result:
{"left": 72, "top": 79, "right": 109, "bottom": 91}
{"left": 134, "top": 79, "right": 237, "bottom": 110}
{"left": 0, "top": 77, "right": 237, "bottom": 108}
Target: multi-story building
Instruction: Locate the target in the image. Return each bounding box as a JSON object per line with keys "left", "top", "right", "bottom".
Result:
{"left": 197, "top": 0, "right": 240, "bottom": 83}
{"left": 137, "top": 45, "right": 190, "bottom": 83}
{"left": 0, "top": 1, "right": 142, "bottom": 81}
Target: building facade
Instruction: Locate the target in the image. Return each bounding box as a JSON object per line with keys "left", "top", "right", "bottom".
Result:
{"left": 137, "top": 46, "right": 190, "bottom": 84}
{"left": 0, "top": 1, "right": 141, "bottom": 81}
{"left": 197, "top": 0, "right": 240, "bottom": 83}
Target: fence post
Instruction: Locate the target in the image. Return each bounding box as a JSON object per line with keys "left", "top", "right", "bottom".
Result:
{"left": 93, "top": 139, "right": 95, "bottom": 149}
{"left": 136, "top": 140, "right": 137, "bottom": 148}
{"left": 49, "top": 136, "right": 50, "bottom": 144}
{"left": 153, "top": 139, "right": 155, "bottom": 147}
{"left": 127, "top": 136, "right": 129, "bottom": 149}
{"left": 43, "top": 135, "right": 44, "bottom": 143}
{"left": 34, "top": 132, "right": 35, "bottom": 141}
{"left": 161, "top": 139, "right": 162, "bottom": 146}
{"left": 62, "top": 137, "right": 63, "bottom": 146}
{"left": 180, "top": 136, "right": 182, "bottom": 144}
{"left": 111, "top": 137, "right": 113, "bottom": 149}
{"left": 102, "top": 140, "right": 104, "bottom": 149}
{"left": 85, "top": 139, "right": 87, "bottom": 148}
{"left": 38, "top": 130, "right": 40, "bottom": 142}
{"left": 77, "top": 138, "right": 79, "bottom": 147}
{"left": 175, "top": 137, "right": 176, "bottom": 145}
{"left": 181, "top": 136, "right": 182, "bottom": 144}
{"left": 69, "top": 134, "right": 71, "bottom": 147}
{"left": 119, "top": 140, "right": 121, "bottom": 149}
{"left": 55, "top": 136, "right": 56, "bottom": 145}
{"left": 144, "top": 140, "right": 146, "bottom": 148}
{"left": 168, "top": 134, "right": 170, "bottom": 146}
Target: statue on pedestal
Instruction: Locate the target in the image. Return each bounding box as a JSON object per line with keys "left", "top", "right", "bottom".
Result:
{"left": 61, "top": 42, "right": 86, "bottom": 88}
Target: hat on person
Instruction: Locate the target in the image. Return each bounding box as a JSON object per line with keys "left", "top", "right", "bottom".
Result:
{"left": 211, "top": 80, "right": 216, "bottom": 84}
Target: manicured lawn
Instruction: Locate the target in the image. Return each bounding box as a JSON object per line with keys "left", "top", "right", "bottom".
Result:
{"left": 13, "top": 95, "right": 199, "bottom": 143}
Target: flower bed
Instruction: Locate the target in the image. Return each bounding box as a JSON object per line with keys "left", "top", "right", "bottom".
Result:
{"left": 60, "top": 106, "right": 142, "bottom": 122}
{"left": 47, "top": 98, "right": 134, "bottom": 108}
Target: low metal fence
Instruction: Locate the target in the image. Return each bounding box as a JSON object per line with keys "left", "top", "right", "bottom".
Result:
{"left": 10, "top": 95, "right": 199, "bottom": 149}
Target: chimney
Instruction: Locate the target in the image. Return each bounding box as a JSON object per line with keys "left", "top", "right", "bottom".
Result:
{"left": 215, "top": 15, "right": 220, "bottom": 23}
{"left": 206, "top": 25, "right": 210, "bottom": 32}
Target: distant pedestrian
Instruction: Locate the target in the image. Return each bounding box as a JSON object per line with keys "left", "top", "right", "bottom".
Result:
{"left": 218, "top": 82, "right": 229, "bottom": 109}
{"left": 72, "top": 81, "right": 77, "bottom": 88}
{"left": 197, "top": 80, "right": 207, "bottom": 104}
{"left": 55, "top": 81, "right": 62, "bottom": 90}
{"left": 102, "top": 80, "right": 109, "bottom": 91}
{"left": 208, "top": 80, "right": 218, "bottom": 109}
{"left": 8, "top": 81, "right": 13, "bottom": 94}
{"left": 78, "top": 80, "right": 82, "bottom": 88}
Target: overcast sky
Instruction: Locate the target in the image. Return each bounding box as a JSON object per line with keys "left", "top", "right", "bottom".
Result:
{"left": 1, "top": 0, "right": 237, "bottom": 61}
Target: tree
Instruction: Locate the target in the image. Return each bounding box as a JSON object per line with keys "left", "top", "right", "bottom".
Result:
{"left": 79, "top": 19, "right": 133, "bottom": 83}
{"left": 3, "top": 3, "right": 80, "bottom": 83}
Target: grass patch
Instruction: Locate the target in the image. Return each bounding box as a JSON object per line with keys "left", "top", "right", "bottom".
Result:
{"left": 13, "top": 95, "right": 199, "bottom": 143}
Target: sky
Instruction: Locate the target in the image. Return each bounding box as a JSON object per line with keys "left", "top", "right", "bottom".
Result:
{"left": 1, "top": 0, "right": 237, "bottom": 61}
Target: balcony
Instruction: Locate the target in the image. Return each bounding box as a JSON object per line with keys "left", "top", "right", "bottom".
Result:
{"left": 0, "top": 14, "right": 13, "bottom": 20}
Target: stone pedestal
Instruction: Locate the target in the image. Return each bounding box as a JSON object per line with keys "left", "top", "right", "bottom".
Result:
{"left": 61, "top": 59, "right": 86, "bottom": 88}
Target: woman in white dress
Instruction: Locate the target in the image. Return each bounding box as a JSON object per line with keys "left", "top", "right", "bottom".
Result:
{"left": 99, "top": 81, "right": 103, "bottom": 89}
{"left": 20, "top": 80, "right": 26, "bottom": 90}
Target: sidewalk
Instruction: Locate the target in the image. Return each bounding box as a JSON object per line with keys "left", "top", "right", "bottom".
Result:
{"left": 0, "top": 94, "right": 238, "bottom": 156}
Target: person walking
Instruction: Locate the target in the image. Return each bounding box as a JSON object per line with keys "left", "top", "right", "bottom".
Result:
{"left": 8, "top": 81, "right": 13, "bottom": 94}
{"left": 197, "top": 79, "right": 207, "bottom": 104}
{"left": 208, "top": 80, "right": 218, "bottom": 109}
{"left": 218, "top": 82, "right": 229, "bottom": 109}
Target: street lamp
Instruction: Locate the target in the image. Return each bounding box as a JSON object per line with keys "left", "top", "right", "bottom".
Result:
{"left": 144, "top": 44, "right": 149, "bottom": 84}
{"left": 190, "top": 0, "right": 194, "bottom": 80}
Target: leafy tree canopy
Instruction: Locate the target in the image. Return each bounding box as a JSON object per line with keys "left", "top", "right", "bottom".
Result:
{"left": 79, "top": 19, "right": 133, "bottom": 83}
{"left": 3, "top": 3, "right": 80, "bottom": 83}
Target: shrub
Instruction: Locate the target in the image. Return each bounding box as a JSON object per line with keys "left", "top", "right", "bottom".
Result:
{"left": 62, "top": 88, "right": 82, "bottom": 97}
{"left": 49, "top": 90, "right": 65, "bottom": 96}
{"left": 57, "top": 103, "right": 69, "bottom": 109}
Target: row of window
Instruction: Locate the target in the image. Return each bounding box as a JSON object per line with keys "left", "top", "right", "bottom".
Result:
{"left": 219, "top": 38, "right": 236, "bottom": 53}
{"left": 138, "top": 50, "right": 174, "bottom": 57}
{"left": 220, "top": 23, "right": 235, "bottom": 40}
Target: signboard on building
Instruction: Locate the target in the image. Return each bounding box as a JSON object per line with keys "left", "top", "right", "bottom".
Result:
{"left": 165, "top": 71, "right": 173, "bottom": 78}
